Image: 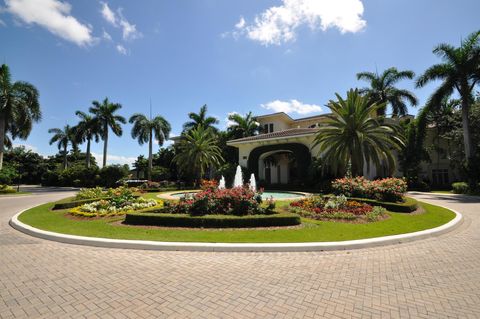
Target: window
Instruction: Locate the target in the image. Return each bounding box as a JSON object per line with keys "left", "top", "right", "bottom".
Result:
{"left": 269, "top": 123, "right": 274, "bottom": 133}
{"left": 263, "top": 124, "right": 268, "bottom": 133}
{"left": 262, "top": 123, "right": 274, "bottom": 133}
{"left": 432, "top": 169, "right": 449, "bottom": 185}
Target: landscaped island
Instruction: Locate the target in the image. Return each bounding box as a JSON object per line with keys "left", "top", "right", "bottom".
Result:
{"left": 17, "top": 176, "right": 456, "bottom": 243}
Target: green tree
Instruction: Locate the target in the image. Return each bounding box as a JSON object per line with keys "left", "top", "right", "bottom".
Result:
{"left": 48, "top": 125, "right": 75, "bottom": 170}
{"left": 129, "top": 113, "right": 171, "bottom": 180}
{"left": 183, "top": 104, "right": 218, "bottom": 132}
{"left": 416, "top": 30, "right": 480, "bottom": 187}
{"left": 174, "top": 125, "right": 224, "bottom": 184}
{"left": 89, "top": 98, "right": 126, "bottom": 167}
{"left": 4, "top": 146, "right": 47, "bottom": 184}
{"left": 313, "top": 89, "right": 405, "bottom": 176}
{"left": 0, "top": 64, "right": 41, "bottom": 170}
{"left": 357, "top": 67, "right": 418, "bottom": 116}
{"left": 74, "top": 111, "right": 101, "bottom": 168}
{"left": 227, "top": 111, "right": 260, "bottom": 138}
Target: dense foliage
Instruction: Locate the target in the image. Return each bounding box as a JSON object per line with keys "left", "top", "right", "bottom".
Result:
{"left": 331, "top": 177, "right": 407, "bottom": 203}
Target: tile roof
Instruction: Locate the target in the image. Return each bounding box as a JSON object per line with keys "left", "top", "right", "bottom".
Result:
{"left": 227, "top": 128, "right": 319, "bottom": 144}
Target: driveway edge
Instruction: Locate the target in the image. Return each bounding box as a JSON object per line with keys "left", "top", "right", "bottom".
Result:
{"left": 10, "top": 206, "right": 463, "bottom": 252}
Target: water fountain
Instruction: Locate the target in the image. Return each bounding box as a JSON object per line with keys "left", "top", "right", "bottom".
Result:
{"left": 233, "top": 165, "right": 243, "bottom": 188}
{"left": 249, "top": 173, "right": 256, "bottom": 191}
{"left": 218, "top": 176, "right": 226, "bottom": 189}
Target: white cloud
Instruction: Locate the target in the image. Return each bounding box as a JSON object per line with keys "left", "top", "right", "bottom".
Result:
{"left": 116, "top": 44, "right": 127, "bottom": 55}
{"left": 5, "top": 0, "right": 94, "bottom": 46}
{"left": 261, "top": 99, "right": 322, "bottom": 115}
{"left": 233, "top": 0, "right": 366, "bottom": 46}
{"left": 102, "top": 29, "right": 112, "bottom": 41}
{"left": 100, "top": 2, "right": 116, "bottom": 25}
{"left": 100, "top": 3, "right": 141, "bottom": 41}
{"left": 91, "top": 152, "right": 136, "bottom": 167}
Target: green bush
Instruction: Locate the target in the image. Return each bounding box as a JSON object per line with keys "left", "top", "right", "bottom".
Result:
{"left": 452, "top": 182, "right": 469, "bottom": 194}
{"left": 99, "top": 165, "right": 129, "bottom": 188}
{"left": 0, "top": 184, "right": 16, "bottom": 194}
{"left": 0, "top": 165, "right": 19, "bottom": 185}
{"left": 151, "top": 167, "right": 171, "bottom": 181}
{"left": 124, "top": 212, "right": 301, "bottom": 228}
{"left": 52, "top": 198, "right": 110, "bottom": 210}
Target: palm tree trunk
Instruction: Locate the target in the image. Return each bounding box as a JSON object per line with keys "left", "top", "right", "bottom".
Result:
{"left": 0, "top": 115, "right": 5, "bottom": 170}
{"left": 461, "top": 99, "right": 473, "bottom": 160}
{"left": 86, "top": 137, "right": 91, "bottom": 168}
{"left": 63, "top": 145, "right": 68, "bottom": 170}
{"left": 148, "top": 129, "right": 153, "bottom": 181}
{"left": 102, "top": 123, "right": 108, "bottom": 168}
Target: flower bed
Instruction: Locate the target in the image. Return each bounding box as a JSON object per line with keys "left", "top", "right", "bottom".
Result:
{"left": 162, "top": 186, "right": 275, "bottom": 216}
{"left": 70, "top": 186, "right": 161, "bottom": 217}
{"left": 331, "top": 177, "right": 407, "bottom": 202}
{"left": 290, "top": 195, "right": 387, "bottom": 222}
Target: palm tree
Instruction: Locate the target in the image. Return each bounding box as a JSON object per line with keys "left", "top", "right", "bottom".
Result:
{"left": 89, "top": 98, "right": 126, "bottom": 167}
{"left": 0, "top": 64, "right": 41, "bottom": 170}
{"left": 174, "top": 125, "right": 223, "bottom": 184}
{"left": 74, "top": 111, "right": 101, "bottom": 168}
{"left": 129, "top": 113, "right": 171, "bottom": 180}
{"left": 227, "top": 112, "right": 260, "bottom": 138}
{"left": 183, "top": 104, "right": 218, "bottom": 132}
{"left": 416, "top": 30, "right": 480, "bottom": 180}
{"left": 313, "top": 89, "right": 405, "bottom": 176}
{"left": 357, "top": 67, "right": 418, "bottom": 116}
{"left": 48, "top": 125, "right": 74, "bottom": 170}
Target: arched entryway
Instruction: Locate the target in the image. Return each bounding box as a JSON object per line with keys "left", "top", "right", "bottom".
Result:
{"left": 247, "top": 143, "right": 311, "bottom": 184}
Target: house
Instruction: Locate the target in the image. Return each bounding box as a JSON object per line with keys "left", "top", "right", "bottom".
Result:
{"left": 226, "top": 112, "right": 458, "bottom": 187}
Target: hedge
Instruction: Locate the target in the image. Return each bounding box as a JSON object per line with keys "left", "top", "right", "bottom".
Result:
{"left": 349, "top": 196, "right": 418, "bottom": 213}
{"left": 124, "top": 212, "right": 301, "bottom": 228}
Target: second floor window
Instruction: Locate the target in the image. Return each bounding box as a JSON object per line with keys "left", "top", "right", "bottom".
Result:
{"left": 263, "top": 123, "right": 274, "bottom": 133}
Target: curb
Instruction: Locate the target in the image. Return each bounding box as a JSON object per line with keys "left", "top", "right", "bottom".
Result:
{"left": 9, "top": 205, "right": 463, "bottom": 252}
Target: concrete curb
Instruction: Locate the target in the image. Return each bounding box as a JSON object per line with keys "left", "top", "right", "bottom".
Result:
{"left": 10, "top": 205, "right": 463, "bottom": 252}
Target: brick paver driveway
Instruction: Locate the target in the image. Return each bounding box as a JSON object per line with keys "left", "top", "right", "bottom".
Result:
{"left": 1, "top": 190, "right": 479, "bottom": 318}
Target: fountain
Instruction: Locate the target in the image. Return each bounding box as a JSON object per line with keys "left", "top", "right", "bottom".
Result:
{"left": 233, "top": 165, "right": 243, "bottom": 188}
{"left": 249, "top": 173, "right": 256, "bottom": 191}
{"left": 218, "top": 175, "right": 226, "bottom": 189}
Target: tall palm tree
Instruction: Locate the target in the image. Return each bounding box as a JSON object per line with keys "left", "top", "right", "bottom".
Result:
{"left": 227, "top": 111, "right": 260, "bottom": 138}
{"left": 89, "top": 98, "right": 126, "bottom": 167}
{"left": 74, "top": 111, "right": 101, "bottom": 168}
{"left": 183, "top": 104, "right": 218, "bottom": 132}
{"left": 174, "top": 125, "right": 223, "bottom": 184}
{"left": 313, "top": 89, "right": 405, "bottom": 176}
{"left": 416, "top": 30, "right": 480, "bottom": 180}
{"left": 129, "top": 113, "right": 171, "bottom": 180}
{"left": 48, "top": 125, "right": 74, "bottom": 170}
{"left": 357, "top": 67, "right": 418, "bottom": 116}
{"left": 0, "top": 64, "right": 41, "bottom": 170}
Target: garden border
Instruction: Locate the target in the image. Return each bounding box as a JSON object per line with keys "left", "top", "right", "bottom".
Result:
{"left": 10, "top": 203, "right": 463, "bottom": 252}
{"left": 157, "top": 190, "right": 312, "bottom": 201}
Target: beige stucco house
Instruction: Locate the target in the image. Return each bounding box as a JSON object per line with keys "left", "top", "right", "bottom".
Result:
{"left": 226, "top": 112, "right": 458, "bottom": 187}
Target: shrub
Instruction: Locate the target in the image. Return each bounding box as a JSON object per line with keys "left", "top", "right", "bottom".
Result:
{"left": 349, "top": 197, "right": 418, "bottom": 213}
{"left": 99, "top": 165, "right": 129, "bottom": 188}
{"left": 452, "top": 182, "right": 469, "bottom": 194}
{"left": 124, "top": 212, "right": 301, "bottom": 228}
{"left": 0, "top": 184, "right": 16, "bottom": 194}
{"left": 75, "top": 187, "right": 107, "bottom": 200}
{"left": 366, "top": 206, "right": 387, "bottom": 222}
{"left": 151, "top": 167, "right": 171, "bottom": 181}
{"left": 0, "top": 165, "right": 19, "bottom": 185}
{"left": 332, "top": 177, "right": 407, "bottom": 202}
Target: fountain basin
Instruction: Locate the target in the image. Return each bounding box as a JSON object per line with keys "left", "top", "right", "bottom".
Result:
{"left": 161, "top": 190, "right": 309, "bottom": 201}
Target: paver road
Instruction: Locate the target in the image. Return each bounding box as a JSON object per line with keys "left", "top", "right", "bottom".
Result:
{"left": 0, "top": 190, "right": 479, "bottom": 318}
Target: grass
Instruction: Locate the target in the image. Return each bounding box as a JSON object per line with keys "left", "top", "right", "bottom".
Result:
{"left": 430, "top": 190, "right": 453, "bottom": 194}
{"left": 18, "top": 194, "right": 456, "bottom": 243}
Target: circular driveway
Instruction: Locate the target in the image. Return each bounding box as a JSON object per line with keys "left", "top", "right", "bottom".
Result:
{"left": 1, "top": 190, "right": 479, "bottom": 318}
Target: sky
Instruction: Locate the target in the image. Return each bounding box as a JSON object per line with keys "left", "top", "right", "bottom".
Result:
{"left": 0, "top": 0, "right": 479, "bottom": 167}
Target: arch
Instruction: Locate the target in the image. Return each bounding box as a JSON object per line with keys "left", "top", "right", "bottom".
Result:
{"left": 247, "top": 143, "right": 311, "bottom": 181}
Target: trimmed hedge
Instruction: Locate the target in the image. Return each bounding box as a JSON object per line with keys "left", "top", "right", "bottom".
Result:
{"left": 349, "top": 197, "right": 418, "bottom": 213}
{"left": 124, "top": 212, "right": 301, "bottom": 228}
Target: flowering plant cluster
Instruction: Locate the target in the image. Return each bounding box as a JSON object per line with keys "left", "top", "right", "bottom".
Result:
{"left": 163, "top": 186, "right": 275, "bottom": 216}
{"left": 71, "top": 186, "right": 159, "bottom": 217}
{"left": 200, "top": 179, "right": 219, "bottom": 191}
{"left": 75, "top": 187, "right": 108, "bottom": 200}
{"left": 331, "top": 177, "right": 407, "bottom": 202}
{"left": 290, "top": 195, "right": 385, "bottom": 222}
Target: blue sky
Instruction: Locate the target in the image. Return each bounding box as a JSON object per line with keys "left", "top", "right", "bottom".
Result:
{"left": 0, "top": 0, "right": 479, "bottom": 166}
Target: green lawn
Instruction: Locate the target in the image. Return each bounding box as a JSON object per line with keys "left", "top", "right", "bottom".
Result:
{"left": 18, "top": 196, "right": 456, "bottom": 243}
